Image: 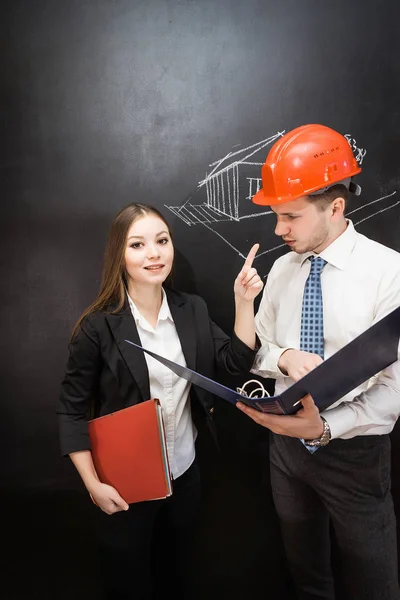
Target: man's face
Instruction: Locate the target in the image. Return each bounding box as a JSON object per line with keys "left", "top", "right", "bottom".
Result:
{"left": 271, "top": 196, "right": 333, "bottom": 254}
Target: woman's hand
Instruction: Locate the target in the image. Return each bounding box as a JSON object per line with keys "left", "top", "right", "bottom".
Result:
{"left": 234, "top": 243, "right": 263, "bottom": 302}
{"left": 89, "top": 481, "right": 130, "bottom": 515}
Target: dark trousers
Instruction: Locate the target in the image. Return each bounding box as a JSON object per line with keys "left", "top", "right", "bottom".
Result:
{"left": 91, "top": 460, "right": 201, "bottom": 600}
{"left": 270, "top": 433, "right": 400, "bottom": 600}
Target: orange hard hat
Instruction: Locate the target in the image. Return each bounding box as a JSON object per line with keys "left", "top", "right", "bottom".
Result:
{"left": 252, "top": 124, "right": 362, "bottom": 206}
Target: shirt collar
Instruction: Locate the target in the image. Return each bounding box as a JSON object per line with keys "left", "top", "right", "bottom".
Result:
{"left": 158, "top": 288, "right": 173, "bottom": 321}
{"left": 300, "top": 219, "right": 358, "bottom": 270}
{"left": 127, "top": 288, "right": 173, "bottom": 330}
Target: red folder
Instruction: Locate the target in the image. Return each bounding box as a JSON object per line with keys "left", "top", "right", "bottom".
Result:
{"left": 88, "top": 398, "right": 172, "bottom": 504}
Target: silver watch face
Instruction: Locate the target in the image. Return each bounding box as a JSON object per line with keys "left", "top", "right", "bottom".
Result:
{"left": 303, "top": 420, "right": 331, "bottom": 447}
{"left": 307, "top": 421, "right": 331, "bottom": 447}
{"left": 319, "top": 429, "right": 331, "bottom": 446}
{"left": 319, "top": 435, "right": 330, "bottom": 446}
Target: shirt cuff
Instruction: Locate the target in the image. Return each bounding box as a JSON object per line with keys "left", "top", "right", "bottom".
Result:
{"left": 251, "top": 345, "right": 292, "bottom": 378}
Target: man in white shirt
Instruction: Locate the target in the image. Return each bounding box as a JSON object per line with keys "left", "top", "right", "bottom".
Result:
{"left": 237, "top": 124, "right": 400, "bottom": 599}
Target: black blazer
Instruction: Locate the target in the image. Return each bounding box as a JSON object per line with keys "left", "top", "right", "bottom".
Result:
{"left": 58, "top": 288, "right": 257, "bottom": 456}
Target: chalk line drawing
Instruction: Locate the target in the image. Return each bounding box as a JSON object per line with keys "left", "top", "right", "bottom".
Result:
{"left": 165, "top": 131, "right": 399, "bottom": 266}
{"left": 344, "top": 134, "right": 367, "bottom": 165}
{"left": 166, "top": 132, "right": 283, "bottom": 226}
{"left": 348, "top": 191, "right": 399, "bottom": 226}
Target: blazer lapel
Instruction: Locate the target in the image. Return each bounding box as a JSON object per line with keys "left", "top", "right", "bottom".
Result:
{"left": 167, "top": 290, "right": 197, "bottom": 371}
{"left": 105, "top": 306, "right": 151, "bottom": 402}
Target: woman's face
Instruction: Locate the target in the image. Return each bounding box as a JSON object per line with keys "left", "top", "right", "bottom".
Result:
{"left": 124, "top": 214, "right": 174, "bottom": 287}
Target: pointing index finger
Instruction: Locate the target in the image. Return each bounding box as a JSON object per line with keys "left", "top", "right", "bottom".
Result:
{"left": 244, "top": 243, "right": 260, "bottom": 268}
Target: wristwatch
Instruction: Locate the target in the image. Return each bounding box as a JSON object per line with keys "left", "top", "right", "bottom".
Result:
{"left": 304, "top": 417, "right": 331, "bottom": 447}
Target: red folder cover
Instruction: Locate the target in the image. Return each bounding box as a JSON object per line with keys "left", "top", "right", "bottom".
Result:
{"left": 88, "top": 398, "right": 172, "bottom": 504}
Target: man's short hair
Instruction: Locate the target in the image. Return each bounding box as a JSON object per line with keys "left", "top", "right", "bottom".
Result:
{"left": 307, "top": 184, "right": 349, "bottom": 211}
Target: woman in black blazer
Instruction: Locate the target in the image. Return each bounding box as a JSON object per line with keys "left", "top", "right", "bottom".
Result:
{"left": 58, "top": 203, "right": 262, "bottom": 600}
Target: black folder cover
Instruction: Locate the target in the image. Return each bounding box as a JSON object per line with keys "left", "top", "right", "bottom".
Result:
{"left": 126, "top": 306, "right": 400, "bottom": 415}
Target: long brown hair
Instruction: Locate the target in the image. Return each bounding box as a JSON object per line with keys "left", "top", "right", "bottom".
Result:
{"left": 71, "top": 203, "right": 174, "bottom": 339}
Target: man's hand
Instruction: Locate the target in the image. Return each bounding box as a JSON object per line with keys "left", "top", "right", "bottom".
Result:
{"left": 236, "top": 394, "right": 324, "bottom": 440}
{"left": 278, "top": 349, "right": 323, "bottom": 381}
{"left": 234, "top": 243, "right": 263, "bottom": 302}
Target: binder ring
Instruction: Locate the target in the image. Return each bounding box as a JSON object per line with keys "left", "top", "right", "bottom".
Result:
{"left": 236, "top": 379, "right": 269, "bottom": 399}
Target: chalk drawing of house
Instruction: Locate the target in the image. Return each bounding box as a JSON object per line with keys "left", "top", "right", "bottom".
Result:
{"left": 166, "top": 131, "right": 284, "bottom": 225}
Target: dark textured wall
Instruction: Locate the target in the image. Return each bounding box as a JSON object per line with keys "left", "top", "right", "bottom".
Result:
{"left": 1, "top": 1, "right": 399, "bottom": 598}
